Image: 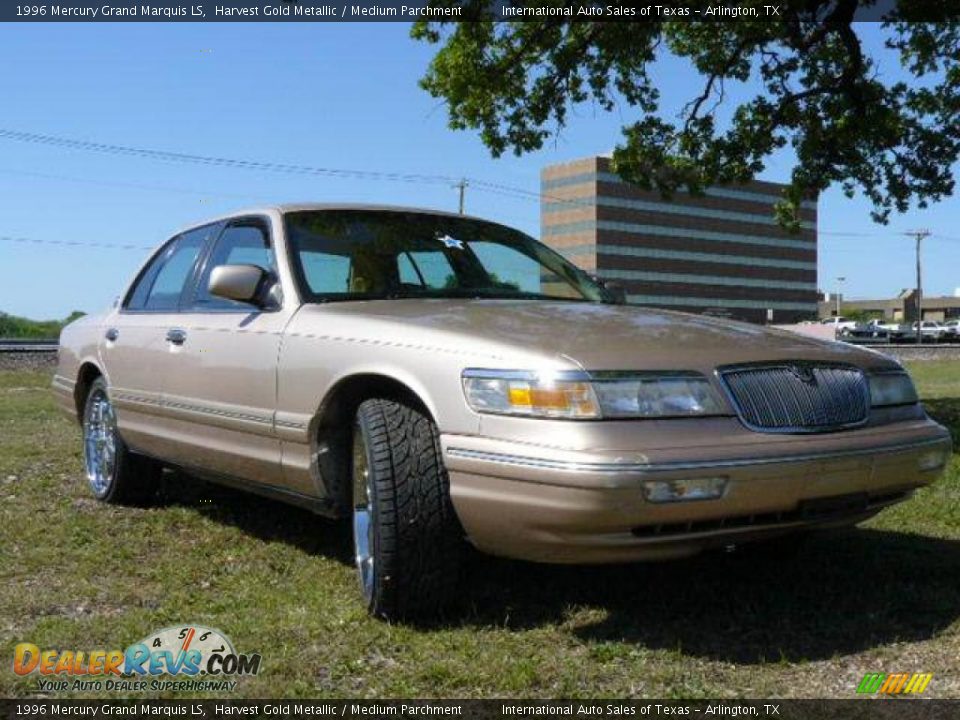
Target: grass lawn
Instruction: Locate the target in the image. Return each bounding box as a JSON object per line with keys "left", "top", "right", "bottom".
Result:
{"left": 1, "top": 362, "right": 958, "bottom": 699}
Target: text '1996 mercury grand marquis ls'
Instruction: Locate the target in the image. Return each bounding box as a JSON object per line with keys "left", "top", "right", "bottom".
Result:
{"left": 55, "top": 204, "right": 952, "bottom": 619}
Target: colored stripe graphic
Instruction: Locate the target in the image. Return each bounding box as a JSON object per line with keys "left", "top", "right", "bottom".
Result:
{"left": 857, "top": 672, "right": 932, "bottom": 694}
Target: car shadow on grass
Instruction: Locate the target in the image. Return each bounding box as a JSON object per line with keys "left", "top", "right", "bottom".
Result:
{"left": 154, "top": 465, "right": 960, "bottom": 665}
{"left": 154, "top": 470, "right": 355, "bottom": 565}
{"left": 450, "top": 527, "right": 960, "bottom": 664}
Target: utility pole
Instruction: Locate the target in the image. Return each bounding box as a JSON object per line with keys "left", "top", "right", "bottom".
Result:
{"left": 904, "top": 229, "right": 931, "bottom": 345}
{"left": 835, "top": 276, "right": 845, "bottom": 322}
{"left": 454, "top": 178, "right": 468, "bottom": 215}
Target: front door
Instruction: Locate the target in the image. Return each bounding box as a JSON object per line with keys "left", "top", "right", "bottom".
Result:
{"left": 160, "top": 217, "right": 297, "bottom": 489}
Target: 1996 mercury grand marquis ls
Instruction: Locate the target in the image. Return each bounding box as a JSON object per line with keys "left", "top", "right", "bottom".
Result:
{"left": 55, "top": 204, "right": 952, "bottom": 618}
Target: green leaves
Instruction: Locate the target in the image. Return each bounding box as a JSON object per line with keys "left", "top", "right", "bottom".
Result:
{"left": 414, "top": 4, "right": 960, "bottom": 228}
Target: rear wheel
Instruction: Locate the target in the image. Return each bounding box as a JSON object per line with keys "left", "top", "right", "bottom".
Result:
{"left": 351, "top": 398, "right": 462, "bottom": 619}
{"left": 82, "top": 377, "right": 161, "bottom": 505}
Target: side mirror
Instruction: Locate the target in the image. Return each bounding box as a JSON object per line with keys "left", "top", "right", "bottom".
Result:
{"left": 603, "top": 281, "right": 627, "bottom": 305}
{"left": 208, "top": 264, "right": 269, "bottom": 306}
{"left": 591, "top": 274, "right": 627, "bottom": 305}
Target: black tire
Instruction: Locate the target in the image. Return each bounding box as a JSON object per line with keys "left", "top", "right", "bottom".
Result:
{"left": 82, "top": 377, "right": 161, "bottom": 505}
{"left": 351, "top": 398, "right": 462, "bottom": 620}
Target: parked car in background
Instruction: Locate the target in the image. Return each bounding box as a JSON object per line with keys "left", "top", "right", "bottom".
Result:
{"left": 893, "top": 321, "right": 948, "bottom": 343}
{"left": 820, "top": 317, "right": 860, "bottom": 333}
{"left": 925, "top": 321, "right": 947, "bottom": 341}
{"left": 868, "top": 319, "right": 901, "bottom": 333}
{"left": 53, "top": 204, "right": 953, "bottom": 619}
{"left": 841, "top": 320, "right": 891, "bottom": 345}
{"left": 943, "top": 319, "right": 960, "bottom": 340}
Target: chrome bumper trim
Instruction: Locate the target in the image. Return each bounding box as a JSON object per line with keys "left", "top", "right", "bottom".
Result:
{"left": 446, "top": 436, "right": 951, "bottom": 475}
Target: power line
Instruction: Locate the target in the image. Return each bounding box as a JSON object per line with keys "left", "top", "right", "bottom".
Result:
{"left": 0, "top": 128, "right": 459, "bottom": 186}
{"left": 0, "top": 235, "right": 152, "bottom": 251}
{"left": 471, "top": 178, "right": 541, "bottom": 200}
{"left": 0, "top": 128, "right": 506, "bottom": 212}
{"left": 0, "top": 127, "right": 618, "bottom": 213}
{"left": 2, "top": 128, "right": 956, "bottom": 252}
{"left": 817, "top": 230, "right": 882, "bottom": 237}
{"left": 0, "top": 127, "right": 934, "bottom": 241}
{"left": 0, "top": 226, "right": 930, "bottom": 255}
{"left": 465, "top": 178, "right": 947, "bottom": 248}
{"left": 0, "top": 166, "right": 537, "bottom": 224}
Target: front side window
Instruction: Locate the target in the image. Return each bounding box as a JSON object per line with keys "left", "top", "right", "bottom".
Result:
{"left": 193, "top": 221, "right": 275, "bottom": 309}
{"left": 299, "top": 251, "right": 351, "bottom": 293}
{"left": 125, "top": 225, "right": 212, "bottom": 311}
{"left": 397, "top": 250, "right": 456, "bottom": 289}
{"left": 284, "top": 210, "right": 607, "bottom": 303}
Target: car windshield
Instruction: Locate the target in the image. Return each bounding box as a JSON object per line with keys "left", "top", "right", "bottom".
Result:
{"left": 284, "top": 210, "right": 610, "bottom": 303}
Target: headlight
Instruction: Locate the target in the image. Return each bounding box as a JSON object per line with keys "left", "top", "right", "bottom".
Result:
{"left": 869, "top": 371, "right": 919, "bottom": 407}
{"left": 462, "top": 370, "right": 599, "bottom": 419}
{"left": 592, "top": 372, "right": 726, "bottom": 418}
{"left": 461, "top": 369, "right": 726, "bottom": 420}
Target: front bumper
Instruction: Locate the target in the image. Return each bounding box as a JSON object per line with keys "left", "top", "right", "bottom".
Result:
{"left": 442, "top": 419, "right": 952, "bottom": 564}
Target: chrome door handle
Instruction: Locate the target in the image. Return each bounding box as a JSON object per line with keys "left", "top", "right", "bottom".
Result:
{"left": 105, "top": 328, "right": 119, "bottom": 342}
{"left": 165, "top": 328, "right": 187, "bottom": 345}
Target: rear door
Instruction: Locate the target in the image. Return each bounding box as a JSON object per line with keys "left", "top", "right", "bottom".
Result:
{"left": 159, "top": 216, "right": 300, "bottom": 490}
{"left": 103, "top": 225, "right": 215, "bottom": 458}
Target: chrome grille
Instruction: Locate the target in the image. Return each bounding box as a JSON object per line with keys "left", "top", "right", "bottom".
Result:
{"left": 719, "top": 364, "right": 870, "bottom": 432}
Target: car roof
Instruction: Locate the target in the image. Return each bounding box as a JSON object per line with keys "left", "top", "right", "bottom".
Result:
{"left": 274, "top": 202, "right": 472, "bottom": 218}
{"left": 173, "top": 203, "right": 486, "bottom": 237}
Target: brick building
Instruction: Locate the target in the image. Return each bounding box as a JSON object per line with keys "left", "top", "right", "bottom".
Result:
{"left": 540, "top": 156, "right": 819, "bottom": 324}
{"left": 818, "top": 290, "right": 960, "bottom": 322}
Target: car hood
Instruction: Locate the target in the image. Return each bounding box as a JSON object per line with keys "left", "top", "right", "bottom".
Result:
{"left": 296, "top": 299, "right": 897, "bottom": 373}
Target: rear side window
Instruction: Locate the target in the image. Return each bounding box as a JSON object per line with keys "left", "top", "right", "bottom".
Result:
{"left": 125, "top": 225, "right": 213, "bottom": 311}
{"left": 192, "top": 221, "right": 275, "bottom": 310}
{"left": 126, "top": 244, "right": 172, "bottom": 311}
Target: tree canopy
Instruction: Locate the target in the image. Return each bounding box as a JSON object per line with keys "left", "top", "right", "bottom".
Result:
{"left": 412, "top": 4, "right": 960, "bottom": 228}
{"left": 0, "top": 310, "right": 84, "bottom": 339}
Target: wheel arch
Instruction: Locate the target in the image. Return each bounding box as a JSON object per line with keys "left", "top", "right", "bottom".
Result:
{"left": 316, "top": 371, "right": 437, "bottom": 426}
{"left": 310, "top": 371, "right": 438, "bottom": 516}
{"left": 74, "top": 361, "right": 105, "bottom": 422}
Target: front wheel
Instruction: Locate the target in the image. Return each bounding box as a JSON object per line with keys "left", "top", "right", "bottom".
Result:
{"left": 352, "top": 398, "right": 463, "bottom": 620}
{"left": 82, "top": 377, "right": 161, "bottom": 505}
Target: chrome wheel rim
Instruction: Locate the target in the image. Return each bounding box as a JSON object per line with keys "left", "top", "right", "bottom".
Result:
{"left": 352, "top": 424, "right": 375, "bottom": 603}
{"left": 83, "top": 389, "right": 117, "bottom": 497}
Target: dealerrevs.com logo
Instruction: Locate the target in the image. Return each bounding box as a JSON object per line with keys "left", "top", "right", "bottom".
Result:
{"left": 13, "top": 624, "right": 261, "bottom": 693}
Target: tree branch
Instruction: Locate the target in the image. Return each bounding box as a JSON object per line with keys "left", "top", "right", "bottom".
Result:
{"left": 682, "top": 37, "right": 754, "bottom": 132}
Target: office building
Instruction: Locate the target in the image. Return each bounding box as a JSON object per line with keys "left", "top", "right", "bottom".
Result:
{"left": 541, "top": 156, "right": 818, "bottom": 324}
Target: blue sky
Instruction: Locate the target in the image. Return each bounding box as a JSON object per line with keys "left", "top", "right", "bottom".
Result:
{"left": 1, "top": 22, "right": 958, "bottom": 319}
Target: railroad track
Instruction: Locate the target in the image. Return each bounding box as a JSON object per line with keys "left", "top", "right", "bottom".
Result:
{"left": 0, "top": 339, "right": 58, "bottom": 352}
